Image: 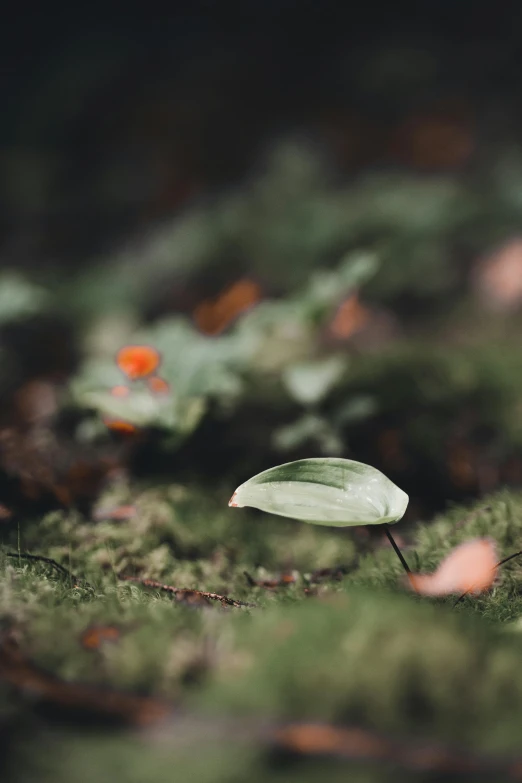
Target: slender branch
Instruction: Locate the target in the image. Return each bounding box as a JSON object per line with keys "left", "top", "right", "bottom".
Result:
{"left": 496, "top": 550, "right": 522, "bottom": 568}
{"left": 119, "top": 575, "right": 257, "bottom": 608}
{"left": 382, "top": 525, "right": 411, "bottom": 575}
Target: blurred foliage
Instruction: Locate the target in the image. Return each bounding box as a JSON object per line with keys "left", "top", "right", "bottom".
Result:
{"left": 67, "top": 251, "right": 376, "bottom": 445}
{"left": 3, "top": 37, "right": 522, "bottom": 515}
{"left": 3, "top": 154, "right": 522, "bottom": 513}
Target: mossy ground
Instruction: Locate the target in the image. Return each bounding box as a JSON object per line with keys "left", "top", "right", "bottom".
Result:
{"left": 3, "top": 484, "right": 522, "bottom": 782}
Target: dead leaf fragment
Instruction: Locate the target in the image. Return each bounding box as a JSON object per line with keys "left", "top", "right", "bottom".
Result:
{"left": 194, "top": 279, "right": 261, "bottom": 336}
{"left": 80, "top": 625, "right": 122, "bottom": 651}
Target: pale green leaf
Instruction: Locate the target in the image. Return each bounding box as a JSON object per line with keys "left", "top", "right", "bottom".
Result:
{"left": 229, "top": 457, "right": 408, "bottom": 526}
{"left": 282, "top": 356, "right": 347, "bottom": 406}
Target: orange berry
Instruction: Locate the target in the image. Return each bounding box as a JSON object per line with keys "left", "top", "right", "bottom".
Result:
{"left": 116, "top": 345, "right": 161, "bottom": 379}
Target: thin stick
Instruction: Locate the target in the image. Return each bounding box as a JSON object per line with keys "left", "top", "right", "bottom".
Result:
{"left": 496, "top": 550, "right": 522, "bottom": 568}
{"left": 119, "top": 575, "right": 257, "bottom": 608}
{"left": 383, "top": 525, "right": 411, "bottom": 575}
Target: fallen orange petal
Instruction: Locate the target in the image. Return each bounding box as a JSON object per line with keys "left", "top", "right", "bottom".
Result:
{"left": 116, "top": 345, "right": 161, "bottom": 379}
{"left": 407, "top": 538, "right": 497, "bottom": 596}
{"left": 147, "top": 376, "right": 170, "bottom": 395}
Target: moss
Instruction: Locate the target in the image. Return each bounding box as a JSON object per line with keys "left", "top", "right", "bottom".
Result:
{"left": 3, "top": 487, "right": 522, "bottom": 781}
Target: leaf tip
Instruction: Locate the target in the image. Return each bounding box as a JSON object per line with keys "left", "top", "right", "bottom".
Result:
{"left": 228, "top": 491, "right": 242, "bottom": 508}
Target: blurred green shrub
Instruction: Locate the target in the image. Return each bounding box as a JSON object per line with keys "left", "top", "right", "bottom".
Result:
{"left": 68, "top": 251, "right": 377, "bottom": 445}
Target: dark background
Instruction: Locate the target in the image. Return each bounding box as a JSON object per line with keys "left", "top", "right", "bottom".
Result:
{"left": 3, "top": 1, "right": 522, "bottom": 263}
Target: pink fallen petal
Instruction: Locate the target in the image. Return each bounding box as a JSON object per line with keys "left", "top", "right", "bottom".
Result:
{"left": 407, "top": 538, "right": 497, "bottom": 596}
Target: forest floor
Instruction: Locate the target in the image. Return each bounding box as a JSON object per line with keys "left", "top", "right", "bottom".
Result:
{"left": 3, "top": 481, "right": 522, "bottom": 782}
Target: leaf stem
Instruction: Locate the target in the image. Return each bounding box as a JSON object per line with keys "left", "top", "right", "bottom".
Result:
{"left": 383, "top": 524, "right": 411, "bottom": 575}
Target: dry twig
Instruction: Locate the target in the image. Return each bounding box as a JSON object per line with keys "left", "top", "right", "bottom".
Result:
{"left": 119, "top": 575, "right": 257, "bottom": 608}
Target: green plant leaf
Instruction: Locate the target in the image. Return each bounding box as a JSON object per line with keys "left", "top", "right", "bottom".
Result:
{"left": 282, "top": 356, "right": 348, "bottom": 406}
{"left": 229, "top": 457, "right": 408, "bottom": 526}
